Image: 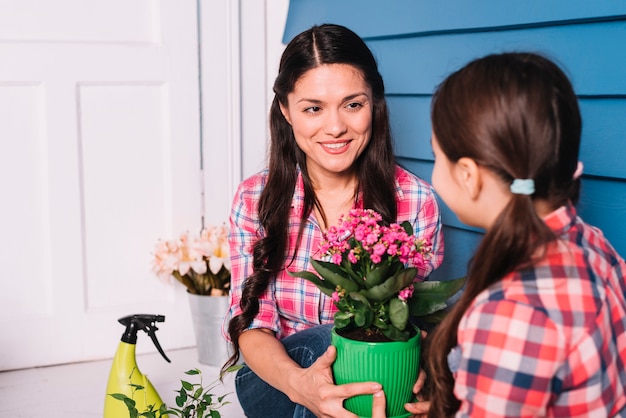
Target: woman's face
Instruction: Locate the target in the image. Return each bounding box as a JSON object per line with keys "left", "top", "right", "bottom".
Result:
{"left": 280, "top": 64, "right": 373, "bottom": 179}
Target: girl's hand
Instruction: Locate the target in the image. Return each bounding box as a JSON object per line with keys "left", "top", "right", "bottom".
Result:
{"left": 295, "top": 345, "right": 382, "bottom": 417}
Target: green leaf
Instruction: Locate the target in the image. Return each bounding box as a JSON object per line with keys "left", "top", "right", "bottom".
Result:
{"left": 109, "top": 393, "right": 131, "bottom": 401}
{"left": 382, "top": 324, "right": 411, "bottom": 342}
{"left": 354, "top": 310, "right": 366, "bottom": 327}
{"left": 347, "top": 291, "right": 370, "bottom": 306}
{"left": 400, "top": 220, "right": 413, "bottom": 235}
{"left": 185, "top": 368, "right": 201, "bottom": 375}
{"left": 313, "top": 258, "right": 347, "bottom": 275}
{"left": 311, "top": 259, "right": 359, "bottom": 292}
{"left": 363, "top": 268, "right": 417, "bottom": 302}
{"left": 389, "top": 298, "right": 409, "bottom": 331}
{"left": 176, "top": 390, "right": 187, "bottom": 407}
{"left": 286, "top": 269, "right": 336, "bottom": 296}
{"left": 340, "top": 258, "right": 362, "bottom": 281}
{"left": 362, "top": 264, "right": 393, "bottom": 289}
{"left": 194, "top": 386, "right": 204, "bottom": 400}
{"left": 334, "top": 311, "right": 353, "bottom": 328}
{"left": 123, "top": 397, "right": 138, "bottom": 411}
{"left": 409, "top": 277, "right": 465, "bottom": 317}
{"left": 181, "top": 379, "right": 194, "bottom": 391}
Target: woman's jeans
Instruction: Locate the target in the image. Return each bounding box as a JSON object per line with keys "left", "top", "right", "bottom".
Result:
{"left": 235, "top": 324, "right": 333, "bottom": 418}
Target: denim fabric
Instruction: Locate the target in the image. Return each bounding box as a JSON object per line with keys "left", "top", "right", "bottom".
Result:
{"left": 235, "top": 324, "right": 333, "bottom": 418}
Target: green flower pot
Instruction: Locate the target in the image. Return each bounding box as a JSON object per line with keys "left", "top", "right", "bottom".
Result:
{"left": 331, "top": 327, "right": 421, "bottom": 418}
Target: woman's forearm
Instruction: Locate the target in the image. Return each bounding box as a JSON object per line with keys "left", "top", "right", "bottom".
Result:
{"left": 238, "top": 328, "right": 304, "bottom": 402}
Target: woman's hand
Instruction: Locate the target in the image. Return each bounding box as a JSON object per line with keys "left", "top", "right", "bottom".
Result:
{"left": 372, "top": 329, "right": 431, "bottom": 418}
{"left": 294, "top": 345, "right": 383, "bottom": 417}
{"left": 371, "top": 385, "right": 430, "bottom": 418}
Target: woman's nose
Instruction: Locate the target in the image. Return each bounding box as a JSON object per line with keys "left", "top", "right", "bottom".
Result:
{"left": 323, "top": 110, "right": 347, "bottom": 137}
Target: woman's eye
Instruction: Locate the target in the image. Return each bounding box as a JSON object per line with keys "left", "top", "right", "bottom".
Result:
{"left": 304, "top": 106, "right": 321, "bottom": 113}
{"left": 346, "top": 102, "right": 363, "bottom": 111}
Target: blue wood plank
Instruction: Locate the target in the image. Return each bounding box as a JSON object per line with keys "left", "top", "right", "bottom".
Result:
{"left": 284, "top": 0, "right": 626, "bottom": 41}
{"left": 428, "top": 226, "right": 482, "bottom": 282}
{"left": 388, "top": 96, "right": 432, "bottom": 161}
{"left": 390, "top": 96, "right": 626, "bottom": 180}
{"left": 399, "top": 158, "right": 484, "bottom": 234}
{"left": 370, "top": 20, "right": 626, "bottom": 95}
{"left": 577, "top": 178, "right": 626, "bottom": 257}
{"left": 579, "top": 99, "right": 626, "bottom": 180}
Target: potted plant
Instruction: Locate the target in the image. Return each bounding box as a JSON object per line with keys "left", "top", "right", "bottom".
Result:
{"left": 110, "top": 366, "right": 242, "bottom": 418}
{"left": 289, "top": 209, "right": 465, "bottom": 418}
{"left": 152, "top": 224, "right": 232, "bottom": 366}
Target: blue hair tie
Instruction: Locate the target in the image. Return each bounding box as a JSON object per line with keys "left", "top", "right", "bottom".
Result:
{"left": 510, "top": 179, "right": 535, "bottom": 195}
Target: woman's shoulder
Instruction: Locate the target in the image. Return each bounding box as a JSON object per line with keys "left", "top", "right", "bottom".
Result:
{"left": 394, "top": 165, "right": 435, "bottom": 192}
{"left": 236, "top": 169, "right": 269, "bottom": 194}
{"left": 393, "top": 165, "right": 438, "bottom": 211}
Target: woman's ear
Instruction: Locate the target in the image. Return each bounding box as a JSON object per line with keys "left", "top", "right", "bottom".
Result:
{"left": 279, "top": 103, "right": 292, "bottom": 125}
{"left": 455, "top": 157, "right": 482, "bottom": 200}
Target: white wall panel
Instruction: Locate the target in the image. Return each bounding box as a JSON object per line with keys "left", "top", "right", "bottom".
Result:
{"left": 78, "top": 84, "right": 173, "bottom": 309}
{"left": 0, "top": 0, "right": 158, "bottom": 43}
{"left": 0, "top": 0, "right": 201, "bottom": 371}
{"left": 0, "top": 0, "right": 289, "bottom": 371}
{"left": 0, "top": 84, "right": 51, "bottom": 317}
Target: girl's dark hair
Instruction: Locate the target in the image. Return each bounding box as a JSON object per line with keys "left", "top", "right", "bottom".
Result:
{"left": 223, "top": 24, "right": 398, "bottom": 370}
{"left": 426, "top": 52, "right": 582, "bottom": 417}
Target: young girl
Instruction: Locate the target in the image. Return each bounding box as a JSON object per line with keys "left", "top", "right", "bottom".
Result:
{"left": 419, "top": 52, "right": 626, "bottom": 417}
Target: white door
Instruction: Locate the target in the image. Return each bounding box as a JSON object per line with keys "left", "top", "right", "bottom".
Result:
{"left": 0, "top": 0, "right": 202, "bottom": 370}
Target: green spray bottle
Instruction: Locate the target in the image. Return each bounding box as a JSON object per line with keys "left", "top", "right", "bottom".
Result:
{"left": 103, "top": 314, "right": 171, "bottom": 417}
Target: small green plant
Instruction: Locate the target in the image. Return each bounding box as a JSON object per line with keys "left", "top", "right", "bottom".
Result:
{"left": 109, "top": 365, "right": 242, "bottom": 418}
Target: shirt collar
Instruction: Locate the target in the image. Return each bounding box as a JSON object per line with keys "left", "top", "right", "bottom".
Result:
{"left": 543, "top": 202, "right": 578, "bottom": 236}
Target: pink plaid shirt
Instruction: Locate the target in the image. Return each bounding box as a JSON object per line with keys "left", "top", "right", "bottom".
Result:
{"left": 226, "top": 165, "right": 444, "bottom": 340}
{"left": 452, "top": 204, "right": 626, "bottom": 417}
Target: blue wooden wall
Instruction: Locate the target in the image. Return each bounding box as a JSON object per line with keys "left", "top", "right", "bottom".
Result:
{"left": 283, "top": 1, "right": 626, "bottom": 281}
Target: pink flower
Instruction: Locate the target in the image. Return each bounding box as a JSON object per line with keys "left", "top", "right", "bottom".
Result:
{"left": 398, "top": 285, "right": 414, "bottom": 301}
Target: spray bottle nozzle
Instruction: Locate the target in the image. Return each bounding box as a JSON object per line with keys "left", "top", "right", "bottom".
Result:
{"left": 118, "top": 314, "right": 171, "bottom": 363}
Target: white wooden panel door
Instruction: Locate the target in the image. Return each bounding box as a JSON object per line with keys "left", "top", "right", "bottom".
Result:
{"left": 0, "top": 0, "right": 201, "bottom": 370}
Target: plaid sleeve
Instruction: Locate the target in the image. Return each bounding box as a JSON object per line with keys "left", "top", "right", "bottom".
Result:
{"left": 395, "top": 167, "right": 444, "bottom": 280}
{"left": 454, "top": 299, "right": 564, "bottom": 417}
{"left": 224, "top": 174, "right": 280, "bottom": 341}
{"left": 413, "top": 184, "right": 444, "bottom": 279}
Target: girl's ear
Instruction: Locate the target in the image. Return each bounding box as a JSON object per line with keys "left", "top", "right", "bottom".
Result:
{"left": 279, "top": 103, "right": 292, "bottom": 125}
{"left": 455, "top": 157, "right": 482, "bottom": 200}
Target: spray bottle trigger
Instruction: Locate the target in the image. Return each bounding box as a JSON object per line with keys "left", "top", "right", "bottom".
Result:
{"left": 147, "top": 327, "right": 171, "bottom": 363}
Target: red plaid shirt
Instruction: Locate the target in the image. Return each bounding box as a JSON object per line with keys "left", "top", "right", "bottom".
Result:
{"left": 452, "top": 204, "right": 626, "bottom": 417}
{"left": 226, "top": 165, "right": 444, "bottom": 340}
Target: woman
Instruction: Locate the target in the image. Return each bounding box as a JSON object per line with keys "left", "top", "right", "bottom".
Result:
{"left": 223, "top": 24, "right": 444, "bottom": 417}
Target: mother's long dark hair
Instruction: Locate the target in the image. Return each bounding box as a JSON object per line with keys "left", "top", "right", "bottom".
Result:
{"left": 223, "top": 24, "right": 398, "bottom": 371}
{"left": 426, "top": 52, "right": 582, "bottom": 416}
